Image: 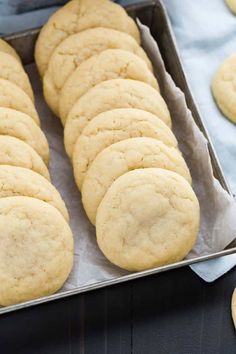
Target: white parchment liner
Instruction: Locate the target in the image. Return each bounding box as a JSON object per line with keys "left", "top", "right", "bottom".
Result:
{"left": 26, "top": 22, "right": 236, "bottom": 291}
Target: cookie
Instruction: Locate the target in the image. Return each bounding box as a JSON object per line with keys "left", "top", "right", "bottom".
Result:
{"left": 35, "top": 0, "right": 140, "bottom": 76}
{"left": 226, "top": 0, "right": 236, "bottom": 13}
{"left": 44, "top": 28, "right": 152, "bottom": 116}
{"left": 0, "top": 108, "right": 49, "bottom": 164}
{"left": 212, "top": 54, "right": 236, "bottom": 123}
{"left": 0, "top": 38, "right": 21, "bottom": 62}
{"left": 232, "top": 288, "right": 236, "bottom": 330}
{"left": 0, "top": 52, "right": 34, "bottom": 101}
{"left": 0, "top": 79, "right": 39, "bottom": 125}
{"left": 59, "top": 49, "right": 159, "bottom": 122}
{"left": 81, "top": 137, "right": 191, "bottom": 224}
{"left": 73, "top": 108, "right": 178, "bottom": 185}
{"left": 64, "top": 79, "right": 171, "bottom": 155}
{"left": 0, "top": 135, "right": 50, "bottom": 180}
{"left": 96, "top": 168, "right": 199, "bottom": 271}
{"left": 0, "top": 165, "right": 68, "bottom": 221}
{"left": 0, "top": 196, "right": 73, "bottom": 306}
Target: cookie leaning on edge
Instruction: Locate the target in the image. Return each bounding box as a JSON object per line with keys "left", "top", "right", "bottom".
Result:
{"left": 44, "top": 27, "right": 152, "bottom": 116}
{"left": 81, "top": 137, "right": 191, "bottom": 225}
{"left": 64, "top": 79, "right": 171, "bottom": 157}
{"left": 232, "top": 288, "right": 236, "bottom": 330}
{"left": 212, "top": 54, "right": 236, "bottom": 123}
{"left": 0, "top": 108, "right": 49, "bottom": 164}
{"left": 0, "top": 79, "right": 40, "bottom": 125}
{"left": 0, "top": 135, "right": 50, "bottom": 180}
{"left": 0, "top": 52, "right": 34, "bottom": 101}
{"left": 35, "top": 0, "right": 140, "bottom": 76}
{"left": 59, "top": 49, "right": 159, "bottom": 123}
{"left": 0, "top": 196, "right": 73, "bottom": 306}
{"left": 0, "top": 38, "right": 21, "bottom": 62}
{"left": 96, "top": 168, "right": 200, "bottom": 272}
{"left": 73, "top": 108, "right": 178, "bottom": 185}
{"left": 0, "top": 165, "right": 68, "bottom": 221}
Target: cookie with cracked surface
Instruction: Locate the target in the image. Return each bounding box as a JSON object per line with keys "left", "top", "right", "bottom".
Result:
{"left": 0, "top": 79, "right": 39, "bottom": 125}
{"left": 73, "top": 108, "right": 178, "bottom": 186}
{"left": 0, "top": 52, "right": 34, "bottom": 101}
{"left": 0, "top": 38, "right": 21, "bottom": 62}
{"left": 0, "top": 135, "right": 50, "bottom": 180}
{"left": 232, "top": 288, "right": 236, "bottom": 330}
{"left": 0, "top": 196, "right": 73, "bottom": 306}
{"left": 64, "top": 79, "right": 171, "bottom": 156}
{"left": 96, "top": 168, "right": 199, "bottom": 271}
{"left": 0, "top": 165, "right": 68, "bottom": 221}
{"left": 35, "top": 0, "right": 140, "bottom": 77}
{"left": 226, "top": 0, "right": 236, "bottom": 13}
{"left": 212, "top": 54, "right": 236, "bottom": 123}
{"left": 44, "top": 27, "right": 152, "bottom": 116}
{"left": 81, "top": 137, "right": 191, "bottom": 225}
{"left": 59, "top": 49, "right": 159, "bottom": 122}
{"left": 0, "top": 108, "right": 49, "bottom": 164}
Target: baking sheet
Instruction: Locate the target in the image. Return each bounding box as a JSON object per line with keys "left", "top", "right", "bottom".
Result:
{"left": 23, "top": 21, "right": 236, "bottom": 293}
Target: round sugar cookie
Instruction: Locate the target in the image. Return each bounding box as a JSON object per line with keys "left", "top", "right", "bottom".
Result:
{"left": 0, "top": 52, "right": 33, "bottom": 101}
{"left": 0, "top": 79, "right": 39, "bottom": 125}
{"left": 0, "top": 108, "right": 49, "bottom": 164}
{"left": 81, "top": 137, "right": 191, "bottom": 225}
{"left": 0, "top": 135, "right": 50, "bottom": 180}
{"left": 212, "top": 54, "right": 236, "bottom": 123}
{"left": 226, "top": 0, "right": 236, "bottom": 13}
{"left": 59, "top": 49, "right": 159, "bottom": 122}
{"left": 73, "top": 108, "right": 178, "bottom": 185}
{"left": 35, "top": 0, "right": 140, "bottom": 76}
{"left": 44, "top": 28, "right": 152, "bottom": 116}
{"left": 96, "top": 168, "right": 199, "bottom": 271}
{"left": 0, "top": 165, "right": 68, "bottom": 221}
{"left": 0, "top": 196, "right": 73, "bottom": 306}
{"left": 232, "top": 288, "right": 236, "bottom": 330}
{"left": 0, "top": 38, "right": 21, "bottom": 62}
{"left": 64, "top": 79, "right": 171, "bottom": 156}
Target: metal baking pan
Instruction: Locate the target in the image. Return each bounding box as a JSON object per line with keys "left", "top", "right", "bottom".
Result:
{"left": 0, "top": 0, "right": 235, "bottom": 315}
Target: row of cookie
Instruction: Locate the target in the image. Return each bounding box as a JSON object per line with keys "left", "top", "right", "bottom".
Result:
{"left": 65, "top": 76, "right": 200, "bottom": 268}
{"left": 36, "top": 0, "right": 200, "bottom": 271}
{"left": 34, "top": 0, "right": 151, "bottom": 122}
{"left": 71, "top": 89, "right": 200, "bottom": 270}
{"left": 0, "top": 40, "right": 73, "bottom": 306}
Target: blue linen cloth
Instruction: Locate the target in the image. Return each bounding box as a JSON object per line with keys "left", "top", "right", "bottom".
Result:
{"left": 0, "top": 0, "right": 66, "bottom": 15}
{"left": 0, "top": 0, "right": 235, "bottom": 281}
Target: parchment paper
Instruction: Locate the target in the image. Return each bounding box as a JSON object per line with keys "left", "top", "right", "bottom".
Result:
{"left": 26, "top": 22, "right": 236, "bottom": 291}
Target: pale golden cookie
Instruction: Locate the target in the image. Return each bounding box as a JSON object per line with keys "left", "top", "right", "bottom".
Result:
{"left": 59, "top": 49, "right": 159, "bottom": 122}
{"left": 64, "top": 79, "right": 171, "bottom": 155}
{"left": 0, "top": 165, "right": 68, "bottom": 221}
{"left": 226, "top": 0, "right": 236, "bottom": 13}
{"left": 0, "top": 79, "right": 39, "bottom": 125}
{"left": 0, "top": 38, "right": 21, "bottom": 62}
{"left": 212, "top": 54, "right": 236, "bottom": 123}
{"left": 0, "top": 196, "right": 73, "bottom": 306}
{"left": 44, "top": 27, "right": 152, "bottom": 115}
{"left": 73, "top": 108, "right": 178, "bottom": 185}
{"left": 81, "top": 137, "right": 191, "bottom": 225}
{"left": 232, "top": 288, "right": 236, "bottom": 330}
{"left": 35, "top": 0, "right": 140, "bottom": 77}
{"left": 0, "top": 135, "right": 50, "bottom": 180}
{"left": 0, "top": 52, "right": 34, "bottom": 101}
{"left": 96, "top": 168, "right": 199, "bottom": 271}
{"left": 0, "top": 108, "right": 49, "bottom": 164}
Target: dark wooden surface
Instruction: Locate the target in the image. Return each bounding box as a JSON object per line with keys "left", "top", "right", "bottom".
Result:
{"left": 0, "top": 266, "right": 235, "bottom": 354}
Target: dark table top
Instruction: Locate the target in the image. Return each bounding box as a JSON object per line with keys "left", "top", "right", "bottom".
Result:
{"left": 0, "top": 266, "right": 235, "bottom": 354}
